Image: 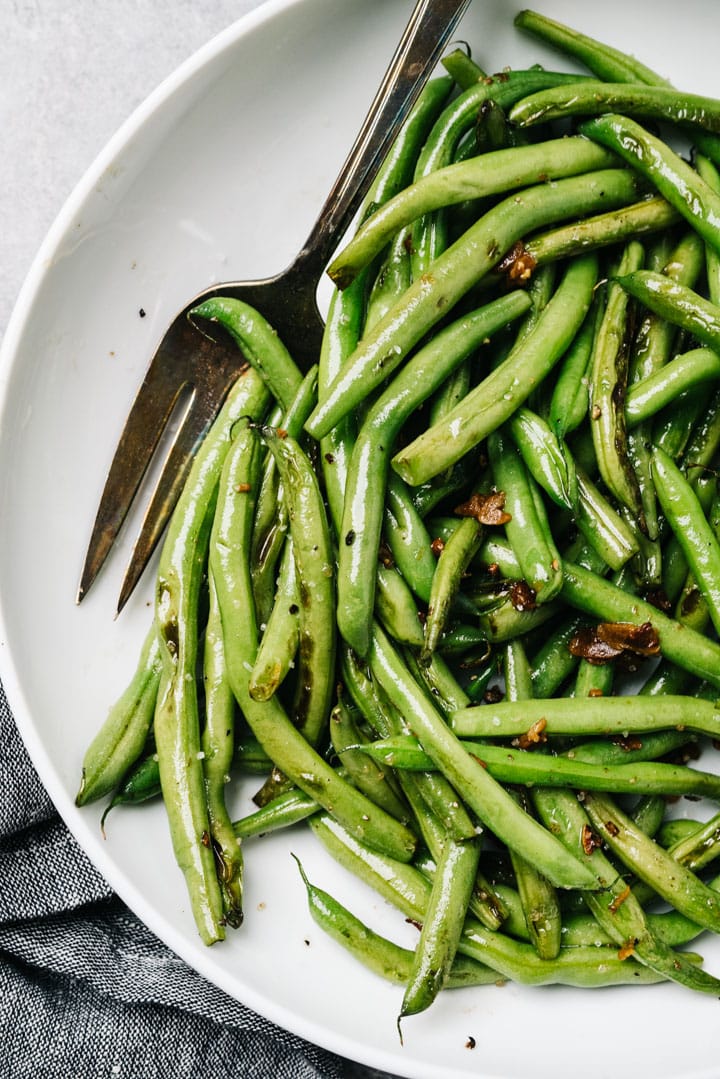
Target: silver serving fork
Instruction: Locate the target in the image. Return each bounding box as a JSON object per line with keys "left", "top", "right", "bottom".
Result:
{"left": 77, "top": 0, "right": 471, "bottom": 614}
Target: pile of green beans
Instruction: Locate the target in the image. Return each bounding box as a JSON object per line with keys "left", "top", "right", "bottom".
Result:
{"left": 78, "top": 6, "right": 720, "bottom": 1028}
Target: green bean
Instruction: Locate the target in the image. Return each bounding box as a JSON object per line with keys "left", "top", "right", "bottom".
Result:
{"left": 311, "top": 814, "right": 667, "bottom": 989}
{"left": 407, "top": 66, "right": 600, "bottom": 194}
{"left": 548, "top": 304, "right": 598, "bottom": 442}
{"left": 583, "top": 790, "right": 720, "bottom": 934}
{"left": 452, "top": 693, "right": 720, "bottom": 742}
{"left": 517, "top": 197, "right": 679, "bottom": 273}
{"left": 399, "top": 835, "right": 482, "bottom": 1023}
{"left": 395, "top": 772, "right": 452, "bottom": 860}
{"left": 569, "top": 472, "right": 634, "bottom": 574}
{"left": 588, "top": 240, "right": 645, "bottom": 520}
{"left": 459, "top": 920, "right": 676, "bottom": 988}
{"left": 394, "top": 252, "right": 600, "bottom": 487}
{"left": 500, "top": 641, "right": 561, "bottom": 961}
{"left": 293, "top": 855, "right": 498, "bottom": 990}
{"left": 312, "top": 171, "right": 639, "bottom": 442}
{"left": 318, "top": 277, "right": 364, "bottom": 528}
{"left": 653, "top": 386, "right": 708, "bottom": 463}
{"left": 628, "top": 231, "right": 696, "bottom": 394}
{"left": 232, "top": 736, "right": 273, "bottom": 774}
{"left": 374, "top": 563, "right": 425, "bottom": 649}
{"left": 476, "top": 536, "right": 523, "bottom": 580}
{"left": 100, "top": 747, "right": 161, "bottom": 833}
{"left": 474, "top": 594, "right": 561, "bottom": 643}
{"left": 681, "top": 387, "right": 720, "bottom": 476}
{"left": 329, "top": 696, "right": 409, "bottom": 824}
{"left": 310, "top": 813, "right": 431, "bottom": 919}
{"left": 651, "top": 446, "right": 720, "bottom": 637}
{"left": 248, "top": 537, "right": 300, "bottom": 702}
{"left": 501, "top": 638, "right": 533, "bottom": 705}
{"left": 339, "top": 654, "right": 477, "bottom": 848}
{"left": 511, "top": 81, "right": 720, "bottom": 134}
{"left": 428, "top": 355, "right": 471, "bottom": 440}
{"left": 318, "top": 78, "right": 455, "bottom": 514}
{"left": 464, "top": 663, "right": 497, "bottom": 704}
{"left": 409, "top": 452, "right": 483, "bottom": 519}
{"left": 250, "top": 365, "right": 319, "bottom": 623}
{"left": 422, "top": 518, "right": 484, "bottom": 662}
{"left": 662, "top": 813, "right": 720, "bottom": 876}
{"left": 369, "top": 76, "right": 457, "bottom": 291}
{"left": 211, "top": 432, "right": 417, "bottom": 864}
{"left": 339, "top": 645, "right": 396, "bottom": 740}
{"left": 191, "top": 297, "right": 302, "bottom": 410}
{"left": 76, "top": 623, "right": 161, "bottom": 807}
{"left": 580, "top": 115, "right": 720, "bottom": 256}
{"left": 357, "top": 733, "right": 720, "bottom": 801}
{"left": 697, "top": 154, "right": 720, "bottom": 302}
{"left": 369, "top": 622, "right": 599, "bottom": 890}
{"left": 625, "top": 348, "right": 720, "bottom": 428}
{"left": 566, "top": 729, "right": 695, "bottom": 766}
{"left": 232, "top": 787, "right": 319, "bottom": 839}
{"left": 150, "top": 358, "right": 271, "bottom": 946}
{"left": 674, "top": 575, "right": 711, "bottom": 634}
{"left": 508, "top": 791, "right": 562, "bottom": 961}
{"left": 530, "top": 787, "right": 720, "bottom": 994}
{"left": 661, "top": 472, "right": 718, "bottom": 614}
{"left": 657, "top": 819, "right": 703, "bottom": 850}
{"left": 529, "top": 615, "right": 583, "bottom": 698}
{"left": 202, "top": 567, "right": 243, "bottom": 927}
{"left": 488, "top": 429, "right": 563, "bottom": 604}
{"left": 333, "top": 137, "right": 616, "bottom": 282}
{"left": 508, "top": 407, "right": 578, "bottom": 511}
{"left": 646, "top": 874, "right": 720, "bottom": 947}
{"left": 639, "top": 657, "right": 694, "bottom": 698}
{"left": 261, "top": 428, "right": 335, "bottom": 746}
{"left": 513, "top": 10, "right": 670, "bottom": 86}
{"left": 403, "top": 647, "right": 471, "bottom": 718}
{"left": 441, "top": 47, "right": 486, "bottom": 89}
{"left": 631, "top": 794, "right": 667, "bottom": 839}
{"left": 383, "top": 474, "right": 438, "bottom": 605}
{"left": 617, "top": 271, "right": 720, "bottom": 356}
{"left": 404, "top": 765, "right": 478, "bottom": 847}
{"left": 563, "top": 888, "right": 699, "bottom": 947}
{"left": 337, "top": 291, "right": 530, "bottom": 657}
{"left": 365, "top": 228, "right": 413, "bottom": 335}
{"left": 560, "top": 560, "right": 720, "bottom": 688}
{"left": 572, "top": 656, "right": 614, "bottom": 699}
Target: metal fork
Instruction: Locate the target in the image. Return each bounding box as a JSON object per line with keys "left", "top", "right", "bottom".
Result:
{"left": 77, "top": 0, "right": 471, "bottom": 614}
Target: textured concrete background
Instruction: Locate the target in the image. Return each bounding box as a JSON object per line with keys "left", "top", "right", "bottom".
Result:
{"left": 1, "top": 3, "right": 396, "bottom": 1075}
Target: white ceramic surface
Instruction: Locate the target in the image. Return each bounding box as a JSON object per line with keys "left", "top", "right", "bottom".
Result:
{"left": 2, "top": 1, "right": 720, "bottom": 1076}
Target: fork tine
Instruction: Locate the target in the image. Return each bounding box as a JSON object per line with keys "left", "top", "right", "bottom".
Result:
{"left": 77, "top": 313, "right": 241, "bottom": 605}
{"left": 114, "top": 358, "right": 239, "bottom": 615}
{"left": 76, "top": 359, "right": 191, "bottom": 604}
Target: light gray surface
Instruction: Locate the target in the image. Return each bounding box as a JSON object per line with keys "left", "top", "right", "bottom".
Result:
{"left": 0, "top": 0, "right": 261, "bottom": 336}
{"left": 1, "top": 3, "right": 396, "bottom": 1076}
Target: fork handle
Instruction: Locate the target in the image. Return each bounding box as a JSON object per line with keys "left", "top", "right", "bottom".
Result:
{"left": 293, "top": 0, "right": 472, "bottom": 279}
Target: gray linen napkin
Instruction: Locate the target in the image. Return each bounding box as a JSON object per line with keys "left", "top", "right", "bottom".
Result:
{"left": 0, "top": 679, "right": 396, "bottom": 1079}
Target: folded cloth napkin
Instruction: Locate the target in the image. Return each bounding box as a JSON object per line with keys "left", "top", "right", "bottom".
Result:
{"left": 0, "top": 680, "right": 391, "bottom": 1079}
